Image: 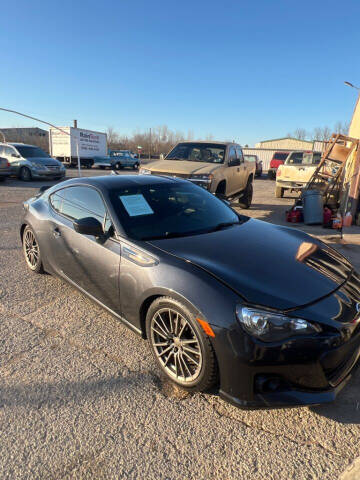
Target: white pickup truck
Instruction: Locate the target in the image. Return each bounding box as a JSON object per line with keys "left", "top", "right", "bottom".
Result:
{"left": 275, "top": 151, "right": 322, "bottom": 198}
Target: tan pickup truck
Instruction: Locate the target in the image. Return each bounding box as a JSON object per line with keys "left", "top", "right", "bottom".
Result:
{"left": 275, "top": 151, "right": 322, "bottom": 198}
{"left": 139, "top": 141, "right": 256, "bottom": 208}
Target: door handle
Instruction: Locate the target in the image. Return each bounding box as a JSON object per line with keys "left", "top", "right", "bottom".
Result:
{"left": 53, "top": 227, "right": 61, "bottom": 238}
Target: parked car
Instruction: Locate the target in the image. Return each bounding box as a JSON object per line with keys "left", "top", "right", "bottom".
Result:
{"left": 244, "top": 154, "right": 263, "bottom": 177}
{"left": 0, "top": 143, "right": 66, "bottom": 181}
{"left": 0, "top": 156, "right": 11, "bottom": 182}
{"left": 275, "top": 151, "right": 322, "bottom": 198}
{"left": 21, "top": 174, "right": 360, "bottom": 408}
{"left": 268, "top": 151, "right": 290, "bottom": 179}
{"left": 139, "top": 141, "right": 255, "bottom": 209}
{"left": 94, "top": 153, "right": 139, "bottom": 170}
{"left": 109, "top": 149, "right": 138, "bottom": 159}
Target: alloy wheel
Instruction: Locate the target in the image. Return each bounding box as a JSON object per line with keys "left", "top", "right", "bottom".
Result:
{"left": 24, "top": 229, "right": 40, "bottom": 269}
{"left": 150, "top": 308, "right": 203, "bottom": 383}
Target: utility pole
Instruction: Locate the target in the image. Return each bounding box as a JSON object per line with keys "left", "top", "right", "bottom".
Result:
{"left": 0, "top": 107, "right": 82, "bottom": 176}
{"left": 149, "top": 128, "right": 151, "bottom": 161}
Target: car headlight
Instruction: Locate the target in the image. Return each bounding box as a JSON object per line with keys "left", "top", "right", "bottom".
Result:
{"left": 31, "top": 162, "right": 45, "bottom": 170}
{"left": 189, "top": 174, "right": 213, "bottom": 183}
{"left": 236, "top": 306, "right": 321, "bottom": 342}
{"left": 139, "top": 168, "right": 151, "bottom": 175}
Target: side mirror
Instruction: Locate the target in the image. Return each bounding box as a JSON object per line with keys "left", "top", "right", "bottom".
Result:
{"left": 73, "top": 217, "right": 103, "bottom": 236}
{"left": 228, "top": 158, "right": 240, "bottom": 167}
{"left": 12, "top": 153, "right": 20, "bottom": 158}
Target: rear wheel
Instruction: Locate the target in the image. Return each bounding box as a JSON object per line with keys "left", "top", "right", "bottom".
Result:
{"left": 275, "top": 186, "right": 284, "bottom": 198}
{"left": 238, "top": 180, "right": 253, "bottom": 209}
{"left": 146, "top": 297, "right": 218, "bottom": 392}
{"left": 20, "top": 167, "right": 32, "bottom": 182}
{"left": 23, "top": 226, "right": 44, "bottom": 273}
{"left": 133, "top": 162, "right": 139, "bottom": 170}
{"left": 115, "top": 162, "right": 122, "bottom": 170}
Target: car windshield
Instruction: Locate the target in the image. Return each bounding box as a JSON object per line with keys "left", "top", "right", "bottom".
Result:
{"left": 166, "top": 143, "right": 226, "bottom": 164}
{"left": 109, "top": 182, "right": 243, "bottom": 240}
{"left": 15, "top": 146, "right": 50, "bottom": 158}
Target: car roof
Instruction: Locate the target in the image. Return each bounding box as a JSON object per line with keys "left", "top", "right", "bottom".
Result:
{"left": 54, "top": 174, "right": 185, "bottom": 191}
{"left": 175, "top": 140, "right": 238, "bottom": 146}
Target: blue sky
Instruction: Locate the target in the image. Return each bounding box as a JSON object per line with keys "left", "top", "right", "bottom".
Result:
{"left": 1, "top": 0, "right": 360, "bottom": 145}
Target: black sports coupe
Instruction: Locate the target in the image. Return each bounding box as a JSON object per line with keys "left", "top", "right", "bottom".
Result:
{"left": 21, "top": 174, "right": 360, "bottom": 408}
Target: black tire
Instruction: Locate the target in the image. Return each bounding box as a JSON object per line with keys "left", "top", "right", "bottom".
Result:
{"left": 115, "top": 162, "right": 122, "bottom": 170}
{"left": 275, "top": 186, "right": 284, "bottom": 198}
{"left": 146, "top": 296, "right": 218, "bottom": 392}
{"left": 133, "top": 162, "right": 139, "bottom": 170}
{"left": 238, "top": 180, "right": 253, "bottom": 209}
{"left": 19, "top": 167, "right": 32, "bottom": 182}
{"left": 267, "top": 171, "right": 275, "bottom": 180}
{"left": 22, "top": 226, "right": 44, "bottom": 274}
{"left": 0, "top": 177, "right": 5, "bottom": 182}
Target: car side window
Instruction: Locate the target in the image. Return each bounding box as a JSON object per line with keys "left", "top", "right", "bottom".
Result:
{"left": 3, "top": 146, "right": 15, "bottom": 158}
{"left": 236, "top": 147, "right": 244, "bottom": 163}
{"left": 228, "top": 147, "right": 236, "bottom": 164}
{"left": 51, "top": 186, "right": 114, "bottom": 235}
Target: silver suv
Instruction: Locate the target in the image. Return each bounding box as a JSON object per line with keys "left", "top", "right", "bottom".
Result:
{"left": 140, "top": 141, "right": 256, "bottom": 208}
{"left": 0, "top": 143, "right": 66, "bottom": 181}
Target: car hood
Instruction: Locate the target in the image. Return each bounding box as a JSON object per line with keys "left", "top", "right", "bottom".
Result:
{"left": 27, "top": 157, "right": 61, "bottom": 166}
{"left": 149, "top": 219, "right": 353, "bottom": 311}
{"left": 146, "top": 159, "right": 222, "bottom": 175}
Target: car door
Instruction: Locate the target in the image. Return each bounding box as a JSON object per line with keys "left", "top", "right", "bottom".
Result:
{"left": 236, "top": 146, "right": 247, "bottom": 190}
{"left": 47, "top": 185, "right": 121, "bottom": 314}
{"left": 226, "top": 145, "right": 241, "bottom": 195}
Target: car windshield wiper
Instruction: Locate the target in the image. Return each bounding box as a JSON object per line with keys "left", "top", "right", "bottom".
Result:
{"left": 210, "top": 221, "right": 239, "bottom": 232}
{"left": 142, "top": 223, "right": 239, "bottom": 241}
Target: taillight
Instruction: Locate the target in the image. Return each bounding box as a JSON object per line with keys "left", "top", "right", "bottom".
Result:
{"left": 277, "top": 166, "right": 282, "bottom": 176}
{"left": 6, "top": 161, "right": 10, "bottom": 167}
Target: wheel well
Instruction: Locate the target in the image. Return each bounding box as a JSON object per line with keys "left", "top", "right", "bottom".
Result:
{"left": 20, "top": 223, "right": 27, "bottom": 243}
{"left": 215, "top": 180, "right": 226, "bottom": 195}
{"left": 139, "top": 295, "right": 162, "bottom": 338}
{"left": 248, "top": 174, "right": 254, "bottom": 184}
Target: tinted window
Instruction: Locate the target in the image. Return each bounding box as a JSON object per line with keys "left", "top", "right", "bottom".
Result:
{"left": 273, "top": 153, "right": 289, "bottom": 161}
{"left": 228, "top": 146, "right": 236, "bottom": 163}
{"left": 61, "top": 186, "right": 106, "bottom": 222}
{"left": 286, "top": 152, "right": 304, "bottom": 165}
{"left": 236, "top": 147, "right": 244, "bottom": 162}
{"left": 109, "top": 182, "right": 242, "bottom": 240}
{"left": 50, "top": 191, "right": 64, "bottom": 213}
{"left": 15, "top": 146, "right": 49, "bottom": 158}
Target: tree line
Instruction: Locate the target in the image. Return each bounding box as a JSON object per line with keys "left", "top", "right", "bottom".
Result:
{"left": 286, "top": 121, "right": 350, "bottom": 142}
{"left": 107, "top": 125, "right": 215, "bottom": 156}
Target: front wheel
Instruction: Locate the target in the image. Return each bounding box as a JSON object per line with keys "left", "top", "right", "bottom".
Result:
{"left": 238, "top": 180, "right": 253, "bottom": 209}
{"left": 133, "top": 162, "right": 139, "bottom": 170}
{"left": 23, "top": 226, "right": 44, "bottom": 273}
{"left": 115, "top": 162, "right": 122, "bottom": 170}
{"left": 20, "top": 167, "right": 32, "bottom": 182}
{"left": 146, "top": 297, "right": 218, "bottom": 392}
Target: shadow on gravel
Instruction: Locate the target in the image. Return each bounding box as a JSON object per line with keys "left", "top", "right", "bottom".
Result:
{"left": 310, "top": 368, "right": 360, "bottom": 425}
{"left": 0, "top": 373, "right": 153, "bottom": 408}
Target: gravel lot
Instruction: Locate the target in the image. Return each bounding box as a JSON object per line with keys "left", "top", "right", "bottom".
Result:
{"left": 1, "top": 169, "right": 360, "bottom": 480}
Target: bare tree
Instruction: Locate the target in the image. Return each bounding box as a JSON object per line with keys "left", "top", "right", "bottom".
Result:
{"left": 293, "top": 128, "right": 308, "bottom": 140}
{"left": 334, "top": 121, "right": 349, "bottom": 135}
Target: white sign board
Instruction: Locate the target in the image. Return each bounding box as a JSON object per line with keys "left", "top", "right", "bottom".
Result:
{"left": 50, "top": 127, "right": 107, "bottom": 158}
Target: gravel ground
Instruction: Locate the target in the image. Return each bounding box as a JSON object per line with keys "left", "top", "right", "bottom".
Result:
{"left": 1, "top": 170, "right": 360, "bottom": 480}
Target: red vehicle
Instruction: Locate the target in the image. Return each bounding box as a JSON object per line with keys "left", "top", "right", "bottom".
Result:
{"left": 268, "top": 151, "right": 289, "bottom": 179}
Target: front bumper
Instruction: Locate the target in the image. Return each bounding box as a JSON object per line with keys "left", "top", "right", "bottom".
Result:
{"left": 31, "top": 169, "right": 66, "bottom": 179}
{"left": 213, "top": 272, "right": 360, "bottom": 409}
